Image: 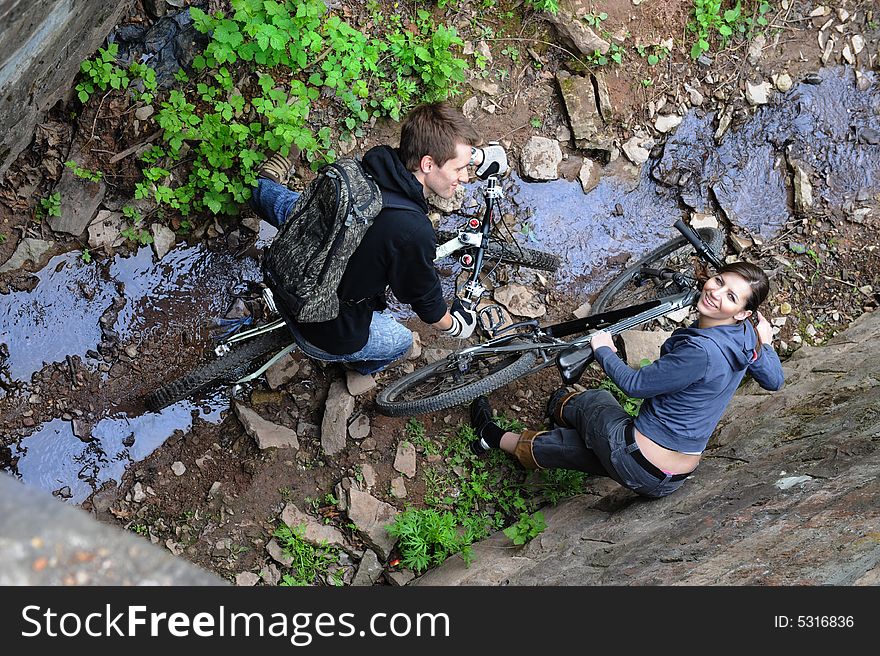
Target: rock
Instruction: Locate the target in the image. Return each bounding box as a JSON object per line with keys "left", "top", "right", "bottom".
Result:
{"left": 351, "top": 550, "right": 383, "bottom": 586}
{"left": 730, "top": 233, "right": 754, "bottom": 253}
{"left": 387, "top": 569, "right": 415, "bottom": 586}
{"left": 348, "top": 413, "right": 371, "bottom": 440}
{"left": 47, "top": 166, "right": 106, "bottom": 236}
{"left": 259, "top": 563, "right": 281, "bottom": 586}
{"left": 747, "top": 34, "right": 766, "bottom": 63}
{"left": 359, "top": 464, "right": 377, "bottom": 489}
{"left": 321, "top": 378, "right": 355, "bottom": 455}
{"left": 428, "top": 184, "right": 466, "bottom": 213}
{"left": 134, "top": 105, "right": 154, "bottom": 121}
{"left": 556, "top": 71, "right": 613, "bottom": 154}
{"left": 235, "top": 572, "right": 260, "bottom": 587}
{"left": 519, "top": 135, "right": 562, "bottom": 181}
{"left": 578, "top": 158, "right": 602, "bottom": 194}
{"left": 423, "top": 348, "right": 452, "bottom": 364}
{"left": 266, "top": 538, "right": 294, "bottom": 567}
{"left": 346, "top": 489, "right": 399, "bottom": 561}
{"left": 469, "top": 78, "right": 500, "bottom": 96}
{"left": 622, "top": 135, "right": 654, "bottom": 166}
{"left": 0, "top": 238, "right": 53, "bottom": 274}
{"left": 394, "top": 441, "right": 417, "bottom": 478}
{"left": 665, "top": 307, "right": 693, "bottom": 324}
{"left": 851, "top": 35, "right": 865, "bottom": 55}
{"left": 773, "top": 72, "right": 793, "bottom": 92}
{"left": 87, "top": 211, "right": 125, "bottom": 251}
{"left": 150, "top": 223, "right": 176, "bottom": 260}
{"left": 390, "top": 477, "right": 407, "bottom": 499}
{"left": 407, "top": 331, "right": 422, "bottom": 360}
{"left": 690, "top": 213, "right": 718, "bottom": 230}
{"left": 789, "top": 161, "right": 814, "bottom": 212}
{"left": 543, "top": 5, "right": 609, "bottom": 56}
{"left": 493, "top": 283, "right": 546, "bottom": 318}
{"left": 654, "top": 113, "right": 682, "bottom": 133}
{"left": 462, "top": 96, "right": 479, "bottom": 120}
{"left": 131, "top": 482, "right": 147, "bottom": 504}
{"left": 265, "top": 353, "right": 300, "bottom": 389}
{"left": 621, "top": 330, "right": 672, "bottom": 367}
{"left": 684, "top": 83, "right": 704, "bottom": 107}
{"left": 280, "top": 503, "right": 347, "bottom": 550}
{"left": 234, "top": 403, "right": 299, "bottom": 450}
{"left": 745, "top": 80, "right": 772, "bottom": 105}
{"left": 345, "top": 370, "right": 376, "bottom": 396}
{"left": 592, "top": 72, "right": 613, "bottom": 120}
{"left": 171, "top": 461, "right": 186, "bottom": 476}
{"left": 572, "top": 301, "right": 592, "bottom": 319}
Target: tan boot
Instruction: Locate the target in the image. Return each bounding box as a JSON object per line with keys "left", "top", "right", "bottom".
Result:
{"left": 512, "top": 430, "right": 547, "bottom": 470}
{"left": 257, "top": 145, "right": 301, "bottom": 185}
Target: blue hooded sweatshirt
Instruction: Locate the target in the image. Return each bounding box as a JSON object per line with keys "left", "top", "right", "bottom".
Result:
{"left": 594, "top": 320, "right": 784, "bottom": 454}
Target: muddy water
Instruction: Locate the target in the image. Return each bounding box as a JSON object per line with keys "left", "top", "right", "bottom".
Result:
{"left": 1, "top": 65, "right": 877, "bottom": 503}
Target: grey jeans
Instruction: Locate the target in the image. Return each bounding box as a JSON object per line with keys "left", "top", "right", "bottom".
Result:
{"left": 532, "top": 389, "right": 689, "bottom": 498}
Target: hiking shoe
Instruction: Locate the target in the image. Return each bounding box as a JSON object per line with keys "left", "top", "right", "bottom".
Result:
{"left": 470, "top": 395, "right": 494, "bottom": 435}
{"left": 546, "top": 386, "right": 578, "bottom": 427}
{"left": 257, "top": 145, "right": 301, "bottom": 185}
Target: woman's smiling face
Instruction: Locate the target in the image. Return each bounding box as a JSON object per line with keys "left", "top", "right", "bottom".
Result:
{"left": 697, "top": 271, "right": 753, "bottom": 324}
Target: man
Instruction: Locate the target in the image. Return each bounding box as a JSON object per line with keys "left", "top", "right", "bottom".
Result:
{"left": 249, "top": 102, "right": 507, "bottom": 374}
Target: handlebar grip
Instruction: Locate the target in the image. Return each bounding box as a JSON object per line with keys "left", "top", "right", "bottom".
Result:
{"left": 555, "top": 345, "right": 595, "bottom": 385}
{"left": 673, "top": 219, "right": 724, "bottom": 270}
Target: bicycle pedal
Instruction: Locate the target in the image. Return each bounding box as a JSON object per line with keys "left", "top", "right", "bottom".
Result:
{"left": 478, "top": 304, "right": 509, "bottom": 336}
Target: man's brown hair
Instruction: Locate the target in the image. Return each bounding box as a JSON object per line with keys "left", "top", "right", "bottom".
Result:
{"left": 398, "top": 102, "right": 480, "bottom": 171}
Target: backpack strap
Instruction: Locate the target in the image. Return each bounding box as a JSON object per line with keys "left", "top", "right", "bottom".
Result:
{"left": 380, "top": 188, "right": 422, "bottom": 213}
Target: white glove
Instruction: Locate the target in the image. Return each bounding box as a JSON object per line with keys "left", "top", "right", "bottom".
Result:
{"left": 475, "top": 142, "right": 508, "bottom": 179}
{"left": 443, "top": 297, "right": 478, "bottom": 339}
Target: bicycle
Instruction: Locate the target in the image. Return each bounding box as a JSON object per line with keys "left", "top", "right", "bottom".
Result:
{"left": 374, "top": 219, "right": 725, "bottom": 417}
{"left": 142, "top": 172, "right": 561, "bottom": 412}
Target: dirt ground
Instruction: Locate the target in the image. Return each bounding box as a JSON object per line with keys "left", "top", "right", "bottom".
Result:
{"left": 1, "top": 0, "right": 879, "bottom": 584}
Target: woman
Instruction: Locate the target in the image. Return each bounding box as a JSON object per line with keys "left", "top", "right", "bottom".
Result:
{"left": 469, "top": 261, "right": 785, "bottom": 498}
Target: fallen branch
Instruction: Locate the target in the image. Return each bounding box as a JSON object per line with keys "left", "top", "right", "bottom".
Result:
{"left": 108, "top": 130, "right": 163, "bottom": 164}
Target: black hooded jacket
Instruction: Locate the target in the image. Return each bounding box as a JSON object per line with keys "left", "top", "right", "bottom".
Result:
{"left": 294, "top": 145, "right": 447, "bottom": 354}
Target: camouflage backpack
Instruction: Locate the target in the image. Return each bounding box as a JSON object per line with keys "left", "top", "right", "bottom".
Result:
{"left": 262, "top": 158, "right": 412, "bottom": 324}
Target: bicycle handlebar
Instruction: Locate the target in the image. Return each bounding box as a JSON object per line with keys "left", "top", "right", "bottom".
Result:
{"left": 673, "top": 219, "right": 724, "bottom": 270}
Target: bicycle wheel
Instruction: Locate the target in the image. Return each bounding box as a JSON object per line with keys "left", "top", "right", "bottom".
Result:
{"left": 143, "top": 328, "right": 293, "bottom": 411}
{"left": 436, "top": 230, "right": 561, "bottom": 272}
{"left": 592, "top": 227, "right": 724, "bottom": 314}
{"left": 376, "top": 347, "right": 536, "bottom": 417}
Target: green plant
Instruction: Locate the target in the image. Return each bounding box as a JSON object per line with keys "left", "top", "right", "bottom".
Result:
{"left": 642, "top": 78, "right": 654, "bottom": 87}
{"left": 130, "top": 523, "right": 148, "bottom": 536}
{"left": 120, "top": 205, "right": 154, "bottom": 245}
{"left": 76, "top": 43, "right": 130, "bottom": 102}
{"left": 598, "top": 377, "right": 643, "bottom": 417}
{"left": 524, "top": 0, "right": 559, "bottom": 14}
{"left": 501, "top": 46, "right": 520, "bottom": 63}
{"left": 81, "top": 248, "right": 93, "bottom": 264}
{"left": 503, "top": 511, "right": 546, "bottom": 545}
{"left": 530, "top": 116, "right": 543, "bottom": 128}
{"left": 688, "top": 0, "right": 758, "bottom": 60}
{"left": 589, "top": 42, "right": 625, "bottom": 66}
{"left": 65, "top": 160, "right": 103, "bottom": 182}
{"left": 805, "top": 248, "right": 821, "bottom": 267}
{"left": 274, "top": 521, "right": 340, "bottom": 586}
{"left": 386, "top": 508, "right": 474, "bottom": 573}
{"left": 636, "top": 43, "right": 671, "bottom": 66}
{"left": 0, "top": 233, "right": 6, "bottom": 244}
{"left": 583, "top": 11, "right": 608, "bottom": 28}
{"left": 38, "top": 192, "right": 61, "bottom": 219}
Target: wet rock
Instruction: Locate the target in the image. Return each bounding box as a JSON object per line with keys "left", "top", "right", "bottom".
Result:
{"left": 577, "top": 158, "right": 602, "bottom": 194}
{"left": 394, "top": 441, "right": 417, "bottom": 478}
{"left": 53, "top": 486, "right": 73, "bottom": 500}
{"left": 654, "top": 113, "right": 682, "bottom": 133}
{"left": 352, "top": 550, "right": 383, "bottom": 586}
{"left": 321, "top": 378, "right": 355, "bottom": 456}
{"left": 151, "top": 223, "right": 176, "bottom": 260}
{"left": 280, "top": 503, "right": 347, "bottom": 550}
{"left": 622, "top": 134, "right": 654, "bottom": 166}
{"left": 346, "top": 489, "right": 399, "bottom": 561}
{"left": 234, "top": 403, "right": 300, "bottom": 451}
{"left": 773, "top": 72, "right": 793, "bottom": 92}
{"left": 264, "top": 353, "right": 300, "bottom": 389}
{"left": 348, "top": 413, "right": 370, "bottom": 440}
{"left": 0, "top": 238, "right": 53, "bottom": 274}
{"left": 345, "top": 370, "right": 376, "bottom": 396}
{"left": 493, "top": 283, "right": 546, "bottom": 318}
{"left": 745, "top": 80, "right": 772, "bottom": 105}
{"left": 519, "top": 136, "right": 562, "bottom": 181}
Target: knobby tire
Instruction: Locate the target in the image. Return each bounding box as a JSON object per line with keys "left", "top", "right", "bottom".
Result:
{"left": 376, "top": 348, "right": 536, "bottom": 417}
{"left": 143, "top": 329, "right": 293, "bottom": 412}
{"left": 436, "top": 230, "right": 561, "bottom": 272}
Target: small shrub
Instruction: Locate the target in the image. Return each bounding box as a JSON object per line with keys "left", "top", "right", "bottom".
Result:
{"left": 503, "top": 511, "right": 546, "bottom": 545}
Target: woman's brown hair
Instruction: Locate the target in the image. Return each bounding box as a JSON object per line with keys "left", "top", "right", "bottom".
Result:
{"left": 717, "top": 261, "right": 769, "bottom": 312}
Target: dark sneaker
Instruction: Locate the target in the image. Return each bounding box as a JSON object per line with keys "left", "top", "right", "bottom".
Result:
{"left": 469, "top": 438, "right": 489, "bottom": 456}
{"left": 546, "top": 386, "right": 576, "bottom": 427}
{"left": 257, "top": 145, "right": 301, "bottom": 185}
{"left": 470, "top": 395, "right": 494, "bottom": 436}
